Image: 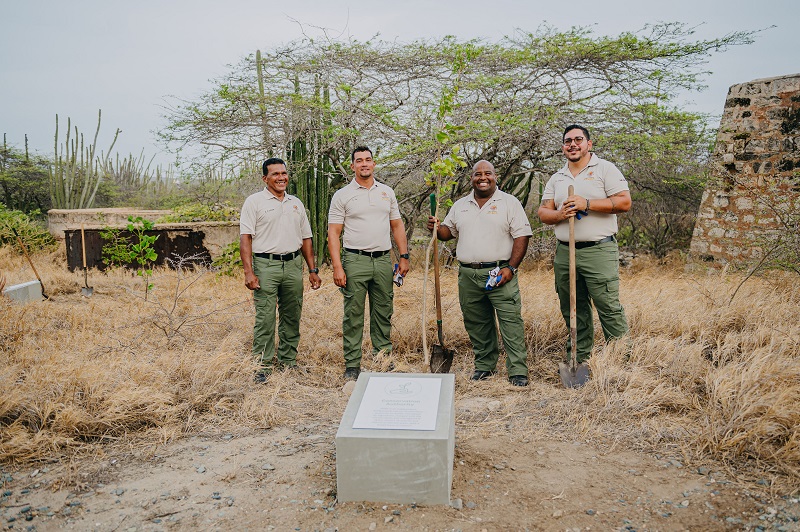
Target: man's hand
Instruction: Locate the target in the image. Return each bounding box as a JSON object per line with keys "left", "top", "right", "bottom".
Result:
{"left": 496, "top": 267, "right": 514, "bottom": 287}
{"left": 244, "top": 271, "right": 260, "bottom": 291}
{"left": 397, "top": 257, "right": 410, "bottom": 276}
{"left": 427, "top": 215, "right": 438, "bottom": 232}
{"left": 309, "top": 272, "right": 322, "bottom": 290}
{"left": 333, "top": 265, "right": 347, "bottom": 287}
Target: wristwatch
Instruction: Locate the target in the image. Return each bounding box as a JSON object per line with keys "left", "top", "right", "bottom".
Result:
{"left": 399, "top": 253, "right": 410, "bottom": 259}
{"left": 508, "top": 265, "right": 518, "bottom": 275}
{"left": 309, "top": 268, "right": 319, "bottom": 274}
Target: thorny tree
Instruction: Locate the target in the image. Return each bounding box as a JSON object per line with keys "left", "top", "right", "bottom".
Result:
{"left": 160, "top": 23, "right": 755, "bottom": 258}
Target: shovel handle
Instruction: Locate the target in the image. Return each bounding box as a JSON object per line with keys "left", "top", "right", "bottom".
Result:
{"left": 11, "top": 227, "right": 43, "bottom": 283}
{"left": 568, "top": 185, "right": 578, "bottom": 370}
{"left": 430, "top": 194, "right": 444, "bottom": 323}
{"left": 11, "top": 227, "right": 47, "bottom": 299}
{"left": 81, "top": 223, "right": 88, "bottom": 270}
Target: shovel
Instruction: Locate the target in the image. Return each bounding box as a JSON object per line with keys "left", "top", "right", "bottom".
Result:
{"left": 559, "top": 185, "right": 590, "bottom": 388}
{"left": 80, "top": 223, "right": 93, "bottom": 297}
{"left": 429, "top": 193, "right": 454, "bottom": 374}
{"left": 11, "top": 227, "right": 49, "bottom": 300}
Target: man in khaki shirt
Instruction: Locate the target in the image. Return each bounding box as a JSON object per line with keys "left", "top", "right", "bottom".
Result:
{"left": 328, "top": 146, "right": 410, "bottom": 380}
{"left": 428, "top": 160, "right": 532, "bottom": 386}
{"left": 537, "top": 124, "right": 631, "bottom": 368}
{"left": 240, "top": 158, "right": 322, "bottom": 382}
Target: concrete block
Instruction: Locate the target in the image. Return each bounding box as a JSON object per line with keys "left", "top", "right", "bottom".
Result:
{"left": 2, "top": 280, "right": 43, "bottom": 303}
{"left": 336, "top": 372, "right": 455, "bottom": 505}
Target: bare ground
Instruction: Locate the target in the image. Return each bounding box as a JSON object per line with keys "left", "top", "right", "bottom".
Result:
{"left": 3, "top": 252, "right": 800, "bottom": 530}
{"left": 2, "top": 383, "right": 799, "bottom": 532}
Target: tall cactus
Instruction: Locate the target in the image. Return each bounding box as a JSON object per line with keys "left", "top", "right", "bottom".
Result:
{"left": 286, "top": 70, "right": 332, "bottom": 264}
{"left": 50, "top": 109, "right": 119, "bottom": 209}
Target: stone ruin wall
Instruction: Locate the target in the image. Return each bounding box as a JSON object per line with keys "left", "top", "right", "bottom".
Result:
{"left": 689, "top": 73, "right": 800, "bottom": 266}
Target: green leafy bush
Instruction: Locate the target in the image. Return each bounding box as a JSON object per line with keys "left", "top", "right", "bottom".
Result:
{"left": 156, "top": 202, "right": 239, "bottom": 223}
{"left": 0, "top": 204, "right": 57, "bottom": 252}
{"left": 211, "top": 240, "right": 242, "bottom": 276}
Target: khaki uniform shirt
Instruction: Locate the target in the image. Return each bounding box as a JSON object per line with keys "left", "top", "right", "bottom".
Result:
{"left": 441, "top": 189, "right": 532, "bottom": 263}
{"left": 542, "top": 154, "right": 629, "bottom": 242}
{"left": 239, "top": 188, "right": 312, "bottom": 254}
{"left": 328, "top": 179, "right": 401, "bottom": 252}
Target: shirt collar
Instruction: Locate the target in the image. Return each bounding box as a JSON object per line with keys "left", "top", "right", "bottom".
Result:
{"left": 558, "top": 153, "right": 599, "bottom": 177}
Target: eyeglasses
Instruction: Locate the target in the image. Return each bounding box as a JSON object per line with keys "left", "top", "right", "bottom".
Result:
{"left": 563, "top": 136, "right": 585, "bottom": 146}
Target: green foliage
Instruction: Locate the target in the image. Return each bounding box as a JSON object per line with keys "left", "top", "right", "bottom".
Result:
{"left": 0, "top": 136, "right": 51, "bottom": 214}
{"left": 156, "top": 202, "right": 239, "bottom": 223}
{"left": 160, "top": 24, "right": 757, "bottom": 252}
{"left": 211, "top": 240, "right": 242, "bottom": 276}
{"left": 0, "top": 204, "right": 57, "bottom": 252}
{"left": 101, "top": 216, "right": 160, "bottom": 299}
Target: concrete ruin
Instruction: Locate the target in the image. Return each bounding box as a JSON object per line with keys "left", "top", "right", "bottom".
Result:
{"left": 689, "top": 73, "right": 800, "bottom": 266}
{"left": 48, "top": 209, "right": 239, "bottom": 271}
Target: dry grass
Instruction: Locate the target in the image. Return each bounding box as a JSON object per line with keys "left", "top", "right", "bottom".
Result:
{"left": 1, "top": 247, "right": 799, "bottom": 494}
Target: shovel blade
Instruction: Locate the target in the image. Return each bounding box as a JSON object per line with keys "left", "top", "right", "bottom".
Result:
{"left": 559, "top": 361, "right": 590, "bottom": 389}
{"left": 81, "top": 286, "right": 93, "bottom": 297}
{"left": 430, "top": 345, "right": 453, "bottom": 373}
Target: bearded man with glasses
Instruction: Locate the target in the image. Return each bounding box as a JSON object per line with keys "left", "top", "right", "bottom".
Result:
{"left": 537, "top": 124, "right": 631, "bottom": 373}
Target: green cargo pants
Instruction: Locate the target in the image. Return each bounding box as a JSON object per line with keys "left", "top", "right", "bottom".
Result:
{"left": 340, "top": 251, "right": 394, "bottom": 368}
{"left": 554, "top": 240, "right": 628, "bottom": 363}
{"left": 457, "top": 266, "right": 529, "bottom": 377}
{"left": 252, "top": 255, "right": 304, "bottom": 372}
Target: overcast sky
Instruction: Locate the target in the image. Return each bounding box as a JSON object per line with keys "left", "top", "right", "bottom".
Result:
{"left": 1, "top": 0, "right": 797, "bottom": 168}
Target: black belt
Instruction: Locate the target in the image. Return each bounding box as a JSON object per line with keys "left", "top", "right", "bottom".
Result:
{"left": 558, "top": 235, "right": 616, "bottom": 249}
{"left": 344, "top": 248, "right": 390, "bottom": 258}
{"left": 254, "top": 250, "right": 301, "bottom": 261}
{"left": 459, "top": 260, "right": 509, "bottom": 269}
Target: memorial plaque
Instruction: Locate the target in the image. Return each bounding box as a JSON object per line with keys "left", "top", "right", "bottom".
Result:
{"left": 336, "top": 372, "right": 455, "bottom": 505}
{"left": 352, "top": 376, "right": 441, "bottom": 431}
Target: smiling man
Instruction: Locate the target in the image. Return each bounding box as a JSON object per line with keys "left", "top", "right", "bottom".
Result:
{"left": 537, "top": 124, "right": 631, "bottom": 372}
{"left": 240, "top": 158, "right": 322, "bottom": 382}
{"left": 427, "top": 160, "right": 532, "bottom": 386}
{"left": 327, "top": 146, "right": 410, "bottom": 380}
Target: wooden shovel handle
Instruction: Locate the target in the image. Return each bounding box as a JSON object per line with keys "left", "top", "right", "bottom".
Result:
{"left": 568, "top": 185, "right": 578, "bottom": 370}
{"left": 430, "top": 194, "right": 443, "bottom": 323}
{"left": 81, "top": 223, "right": 88, "bottom": 270}
{"left": 11, "top": 227, "right": 43, "bottom": 284}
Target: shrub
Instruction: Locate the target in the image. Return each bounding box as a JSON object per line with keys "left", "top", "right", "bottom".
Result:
{"left": 0, "top": 204, "right": 57, "bottom": 253}
{"left": 211, "top": 240, "right": 242, "bottom": 276}
{"left": 156, "top": 202, "right": 239, "bottom": 223}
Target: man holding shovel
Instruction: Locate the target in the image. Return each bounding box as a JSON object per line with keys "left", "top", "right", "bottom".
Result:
{"left": 428, "top": 160, "right": 532, "bottom": 387}
{"left": 537, "top": 125, "right": 631, "bottom": 381}
{"left": 240, "top": 158, "right": 322, "bottom": 382}
{"left": 328, "top": 146, "right": 410, "bottom": 381}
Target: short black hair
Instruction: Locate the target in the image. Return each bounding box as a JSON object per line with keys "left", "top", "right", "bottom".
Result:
{"left": 263, "top": 157, "right": 286, "bottom": 175}
{"left": 563, "top": 124, "right": 591, "bottom": 141}
{"left": 351, "top": 146, "right": 373, "bottom": 162}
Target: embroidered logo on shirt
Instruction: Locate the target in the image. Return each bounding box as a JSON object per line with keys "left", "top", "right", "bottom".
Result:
{"left": 488, "top": 205, "right": 499, "bottom": 214}
{"left": 381, "top": 191, "right": 389, "bottom": 201}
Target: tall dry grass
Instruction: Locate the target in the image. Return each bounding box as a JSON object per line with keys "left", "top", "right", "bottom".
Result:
{"left": 1, "top": 246, "right": 798, "bottom": 493}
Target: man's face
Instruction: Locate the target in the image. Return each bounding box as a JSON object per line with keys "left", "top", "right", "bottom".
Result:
{"left": 471, "top": 161, "right": 497, "bottom": 198}
{"left": 263, "top": 163, "right": 289, "bottom": 195}
{"left": 562, "top": 128, "right": 592, "bottom": 162}
{"left": 351, "top": 151, "right": 375, "bottom": 179}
